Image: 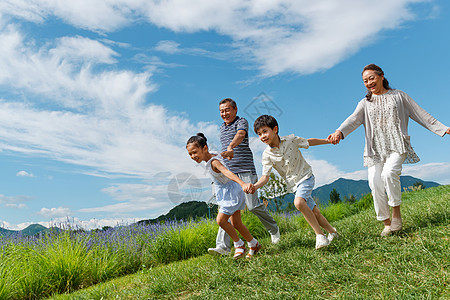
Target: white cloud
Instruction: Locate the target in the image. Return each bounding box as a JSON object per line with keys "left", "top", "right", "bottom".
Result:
{"left": 16, "top": 170, "right": 35, "bottom": 177}
{"left": 141, "top": 0, "right": 426, "bottom": 76}
{"left": 0, "top": 194, "right": 31, "bottom": 209}
{"left": 0, "top": 0, "right": 429, "bottom": 76}
{"left": 0, "top": 21, "right": 219, "bottom": 223}
{"left": 0, "top": 25, "right": 150, "bottom": 110}
{"left": 80, "top": 183, "right": 163, "bottom": 214}
{"left": 37, "top": 206, "right": 73, "bottom": 218}
{"left": 0, "top": 219, "right": 16, "bottom": 230}
{"left": 5, "top": 203, "right": 27, "bottom": 209}
{"left": 0, "top": 24, "right": 218, "bottom": 178}
{"left": 152, "top": 40, "right": 230, "bottom": 61}
{"left": 403, "top": 162, "right": 450, "bottom": 185}
{"left": 50, "top": 35, "right": 119, "bottom": 64}
{"left": 75, "top": 217, "right": 146, "bottom": 230}
{"left": 133, "top": 54, "right": 185, "bottom": 72}
{"left": 80, "top": 170, "right": 213, "bottom": 215}
{"left": 0, "top": 0, "right": 134, "bottom": 32}
{"left": 155, "top": 40, "right": 180, "bottom": 54}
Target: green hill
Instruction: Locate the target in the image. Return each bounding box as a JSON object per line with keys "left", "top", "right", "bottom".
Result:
{"left": 137, "top": 201, "right": 218, "bottom": 225}
{"left": 20, "top": 224, "right": 48, "bottom": 235}
{"left": 0, "top": 227, "right": 14, "bottom": 236}
{"left": 0, "top": 224, "right": 58, "bottom": 237}
{"left": 51, "top": 185, "right": 450, "bottom": 299}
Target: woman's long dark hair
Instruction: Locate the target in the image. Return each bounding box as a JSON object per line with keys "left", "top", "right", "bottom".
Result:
{"left": 363, "top": 64, "right": 392, "bottom": 101}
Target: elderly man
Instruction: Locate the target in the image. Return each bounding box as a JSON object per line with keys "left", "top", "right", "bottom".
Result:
{"left": 208, "top": 98, "right": 280, "bottom": 255}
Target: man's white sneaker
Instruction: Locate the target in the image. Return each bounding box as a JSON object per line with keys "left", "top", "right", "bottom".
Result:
{"left": 315, "top": 234, "right": 330, "bottom": 250}
{"left": 271, "top": 229, "right": 281, "bottom": 244}
{"left": 381, "top": 226, "right": 391, "bottom": 237}
{"left": 207, "top": 247, "right": 230, "bottom": 256}
{"left": 327, "top": 228, "right": 339, "bottom": 243}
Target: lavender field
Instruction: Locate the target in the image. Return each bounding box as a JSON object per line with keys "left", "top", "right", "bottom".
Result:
{"left": 0, "top": 219, "right": 218, "bottom": 299}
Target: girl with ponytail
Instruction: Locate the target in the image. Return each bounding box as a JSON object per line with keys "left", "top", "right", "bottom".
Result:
{"left": 186, "top": 133, "right": 262, "bottom": 259}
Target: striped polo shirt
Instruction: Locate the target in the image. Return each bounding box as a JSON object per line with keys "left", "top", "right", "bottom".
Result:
{"left": 220, "top": 116, "right": 256, "bottom": 174}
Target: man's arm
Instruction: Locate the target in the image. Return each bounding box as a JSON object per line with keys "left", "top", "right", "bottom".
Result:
{"left": 307, "top": 138, "right": 331, "bottom": 146}
{"left": 221, "top": 129, "right": 246, "bottom": 160}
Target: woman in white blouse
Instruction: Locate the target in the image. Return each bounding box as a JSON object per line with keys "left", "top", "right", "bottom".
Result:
{"left": 328, "top": 64, "right": 450, "bottom": 236}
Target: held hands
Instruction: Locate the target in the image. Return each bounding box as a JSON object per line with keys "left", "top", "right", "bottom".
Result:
{"left": 327, "top": 130, "right": 343, "bottom": 145}
{"left": 242, "top": 183, "right": 256, "bottom": 194}
{"left": 221, "top": 149, "right": 234, "bottom": 160}
{"left": 446, "top": 128, "right": 450, "bottom": 135}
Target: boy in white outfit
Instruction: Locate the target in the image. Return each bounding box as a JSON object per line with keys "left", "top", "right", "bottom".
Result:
{"left": 253, "top": 115, "right": 338, "bottom": 249}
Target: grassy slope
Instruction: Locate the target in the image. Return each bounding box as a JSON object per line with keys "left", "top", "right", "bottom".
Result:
{"left": 51, "top": 186, "right": 449, "bottom": 300}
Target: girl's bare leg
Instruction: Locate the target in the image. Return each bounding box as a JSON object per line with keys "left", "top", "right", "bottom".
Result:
{"left": 230, "top": 210, "right": 253, "bottom": 242}
{"left": 216, "top": 213, "right": 240, "bottom": 242}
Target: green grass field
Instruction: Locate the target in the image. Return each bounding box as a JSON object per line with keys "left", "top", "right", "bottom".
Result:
{"left": 49, "top": 185, "right": 449, "bottom": 300}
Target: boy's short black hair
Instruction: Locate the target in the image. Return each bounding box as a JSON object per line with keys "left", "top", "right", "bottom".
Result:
{"left": 254, "top": 115, "right": 278, "bottom": 134}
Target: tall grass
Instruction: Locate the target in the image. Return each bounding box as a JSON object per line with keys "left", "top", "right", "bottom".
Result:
{"left": 51, "top": 185, "right": 449, "bottom": 300}
{"left": 0, "top": 219, "right": 217, "bottom": 300}
{"left": 0, "top": 189, "right": 394, "bottom": 299}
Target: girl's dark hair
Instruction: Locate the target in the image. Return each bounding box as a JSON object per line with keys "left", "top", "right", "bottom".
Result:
{"left": 254, "top": 115, "right": 279, "bottom": 134}
{"left": 186, "top": 133, "right": 208, "bottom": 148}
{"left": 362, "top": 64, "right": 392, "bottom": 101}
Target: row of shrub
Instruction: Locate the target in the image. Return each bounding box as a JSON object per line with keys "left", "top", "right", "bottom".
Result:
{"left": 0, "top": 193, "right": 374, "bottom": 300}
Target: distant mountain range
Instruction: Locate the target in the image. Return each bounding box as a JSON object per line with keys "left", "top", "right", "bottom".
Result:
{"left": 313, "top": 175, "right": 439, "bottom": 205}
{"left": 0, "top": 224, "right": 59, "bottom": 237}
{"left": 3, "top": 176, "right": 440, "bottom": 233}
{"left": 140, "top": 175, "right": 439, "bottom": 222}
{"left": 265, "top": 175, "right": 440, "bottom": 211}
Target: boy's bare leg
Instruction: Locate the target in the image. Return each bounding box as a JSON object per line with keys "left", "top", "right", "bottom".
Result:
{"left": 216, "top": 213, "right": 240, "bottom": 242}
{"left": 230, "top": 210, "right": 253, "bottom": 242}
{"left": 312, "top": 206, "right": 336, "bottom": 233}
{"left": 294, "top": 197, "right": 323, "bottom": 235}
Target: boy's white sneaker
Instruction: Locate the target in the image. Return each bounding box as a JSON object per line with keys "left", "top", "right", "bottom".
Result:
{"left": 271, "top": 229, "right": 281, "bottom": 244}
{"left": 315, "top": 234, "right": 330, "bottom": 250}
{"left": 208, "top": 247, "right": 230, "bottom": 256}
{"left": 327, "top": 228, "right": 339, "bottom": 243}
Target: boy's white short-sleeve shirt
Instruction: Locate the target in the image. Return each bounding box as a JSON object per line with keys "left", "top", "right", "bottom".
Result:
{"left": 262, "top": 134, "right": 313, "bottom": 193}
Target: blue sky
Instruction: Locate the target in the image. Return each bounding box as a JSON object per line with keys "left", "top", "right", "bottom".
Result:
{"left": 0, "top": 0, "right": 449, "bottom": 230}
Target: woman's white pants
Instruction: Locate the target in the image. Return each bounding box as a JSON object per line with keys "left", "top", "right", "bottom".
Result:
{"left": 367, "top": 152, "right": 407, "bottom": 221}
